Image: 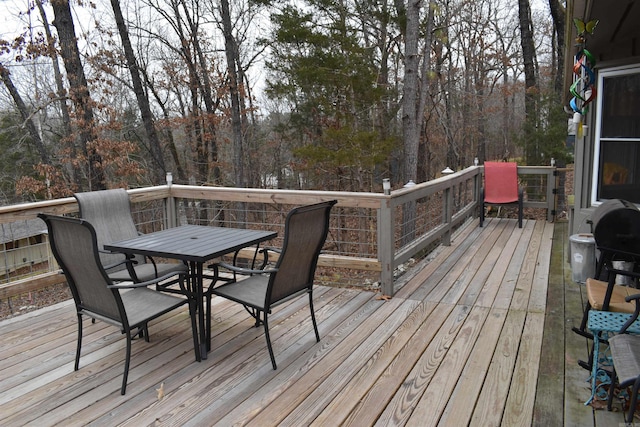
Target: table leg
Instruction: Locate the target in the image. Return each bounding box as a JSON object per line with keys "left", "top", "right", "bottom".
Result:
{"left": 194, "top": 262, "right": 208, "bottom": 360}
{"left": 205, "top": 264, "right": 221, "bottom": 353}
{"left": 185, "top": 262, "right": 201, "bottom": 362}
{"left": 187, "top": 280, "right": 200, "bottom": 363}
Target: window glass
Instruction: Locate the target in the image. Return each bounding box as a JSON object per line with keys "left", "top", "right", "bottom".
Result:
{"left": 596, "top": 70, "right": 640, "bottom": 203}
{"left": 601, "top": 74, "right": 640, "bottom": 138}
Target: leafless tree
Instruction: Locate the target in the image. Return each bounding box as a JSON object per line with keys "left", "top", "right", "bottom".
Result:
{"left": 398, "top": 0, "right": 435, "bottom": 243}
{"left": 548, "top": 0, "right": 566, "bottom": 96}
{"left": 400, "top": 0, "right": 435, "bottom": 183}
{"left": 110, "top": 0, "right": 166, "bottom": 184}
{"left": 519, "top": 0, "right": 539, "bottom": 162}
{"left": 0, "top": 64, "right": 48, "bottom": 163}
{"left": 51, "top": 0, "right": 106, "bottom": 190}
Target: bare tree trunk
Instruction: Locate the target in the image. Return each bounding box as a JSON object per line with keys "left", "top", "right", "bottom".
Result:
{"left": 401, "top": 0, "right": 421, "bottom": 184}
{"left": 178, "top": 0, "right": 220, "bottom": 188}
{"left": 220, "top": 0, "right": 246, "bottom": 224}
{"left": 223, "top": 4, "right": 263, "bottom": 178}
{"left": 36, "top": 0, "right": 70, "bottom": 136}
{"left": 0, "top": 65, "right": 49, "bottom": 164}
{"left": 400, "top": 0, "right": 435, "bottom": 180}
{"left": 399, "top": 0, "right": 435, "bottom": 244}
{"left": 35, "top": 0, "right": 80, "bottom": 186}
{"left": 51, "top": 0, "right": 106, "bottom": 191}
{"left": 163, "top": 0, "right": 207, "bottom": 187}
{"left": 110, "top": 0, "right": 166, "bottom": 184}
{"left": 220, "top": 0, "right": 244, "bottom": 190}
{"left": 548, "top": 0, "right": 565, "bottom": 97}
{"left": 171, "top": 1, "right": 221, "bottom": 225}
{"left": 519, "top": 0, "right": 537, "bottom": 95}
{"left": 141, "top": 67, "right": 187, "bottom": 182}
{"left": 518, "top": 0, "right": 539, "bottom": 164}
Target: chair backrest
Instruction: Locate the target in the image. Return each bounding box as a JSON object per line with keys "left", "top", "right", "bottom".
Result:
{"left": 74, "top": 189, "right": 144, "bottom": 270}
{"left": 39, "top": 214, "right": 124, "bottom": 325}
{"left": 483, "top": 161, "right": 519, "bottom": 204}
{"left": 267, "top": 200, "right": 337, "bottom": 304}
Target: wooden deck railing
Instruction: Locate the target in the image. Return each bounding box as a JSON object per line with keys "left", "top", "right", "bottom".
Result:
{"left": 0, "top": 165, "right": 557, "bottom": 298}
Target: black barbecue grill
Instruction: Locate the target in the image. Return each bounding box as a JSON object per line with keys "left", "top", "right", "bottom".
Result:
{"left": 571, "top": 199, "right": 640, "bottom": 369}
{"left": 589, "top": 199, "right": 640, "bottom": 278}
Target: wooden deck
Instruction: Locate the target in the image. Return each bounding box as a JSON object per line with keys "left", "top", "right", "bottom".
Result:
{"left": 0, "top": 218, "right": 627, "bottom": 426}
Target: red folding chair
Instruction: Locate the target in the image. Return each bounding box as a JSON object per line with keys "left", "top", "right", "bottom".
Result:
{"left": 479, "top": 161, "right": 523, "bottom": 228}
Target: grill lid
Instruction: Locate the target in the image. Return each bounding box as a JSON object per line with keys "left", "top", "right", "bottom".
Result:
{"left": 590, "top": 199, "right": 640, "bottom": 256}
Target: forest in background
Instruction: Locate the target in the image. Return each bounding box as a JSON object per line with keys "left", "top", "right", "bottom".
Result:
{"left": 0, "top": 0, "right": 568, "bottom": 204}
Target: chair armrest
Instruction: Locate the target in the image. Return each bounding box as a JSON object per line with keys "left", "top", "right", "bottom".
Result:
{"left": 263, "top": 246, "right": 281, "bottom": 254}
{"left": 107, "top": 270, "right": 187, "bottom": 289}
{"left": 102, "top": 258, "right": 134, "bottom": 271}
{"left": 608, "top": 267, "right": 640, "bottom": 282}
{"left": 207, "top": 246, "right": 278, "bottom": 273}
{"left": 601, "top": 266, "right": 640, "bottom": 311}
{"left": 216, "top": 261, "right": 277, "bottom": 275}
{"left": 620, "top": 292, "right": 640, "bottom": 333}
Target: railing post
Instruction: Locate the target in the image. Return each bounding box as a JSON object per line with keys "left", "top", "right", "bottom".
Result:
{"left": 474, "top": 166, "right": 482, "bottom": 220}
{"left": 378, "top": 197, "right": 394, "bottom": 296}
{"left": 547, "top": 167, "right": 555, "bottom": 222}
{"left": 165, "top": 173, "right": 177, "bottom": 229}
{"left": 443, "top": 186, "right": 453, "bottom": 246}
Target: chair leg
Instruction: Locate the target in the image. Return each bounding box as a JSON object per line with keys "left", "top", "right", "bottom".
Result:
{"left": 253, "top": 309, "right": 261, "bottom": 327}
{"left": 573, "top": 302, "right": 596, "bottom": 371}
{"left": 607, "top": 369, "right": 617, "bottom": 411}
{"left": 518, "top": 191, "right": 523, "bottom": 228}
{"left": 578, "top": 336, "right": 597, "bottom": 372}
{"left": 595, "top": 251, "right": 613, "bottom": 281}
{"left": 240, "top": 305, "right": 261, "bottom": 327}
{"left": 627, "top": 378, "right": 640, "bottom": 423}
{"left": 479, "top": 191, "right": 485, "bottom": 227}
{"left": 75, "top": 313, "right": 83, "bottom": 371}
{"left": 572, "top": 302, "right": 594, "bottom": 339}
{"left": 309, "top": 292, "right": 320, "bottom": 342}
{"left": 263, "top": 313, "right": 277, "bottom": 370}
{"left": 121, "top": 332, "right": 132, "bottom": 395}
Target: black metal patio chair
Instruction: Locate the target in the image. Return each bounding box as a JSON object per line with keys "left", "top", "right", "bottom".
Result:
{"left": 38, "top": 214, "right": 195, "bottom": 395}
{"left": 74, "top": 188, "right": 187, "bottom": 284}
{"left": 210, "top": 200, "right": 337, "bottom": 369}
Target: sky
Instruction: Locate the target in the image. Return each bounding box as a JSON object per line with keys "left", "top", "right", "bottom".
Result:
{"left": 1, "top": 0, "right": 108, "bottom": 43}
{"left": 1, "top": 0, "right": 32, "bottom": 40}
{"left": 1, "top": 0, "right": 551, "bottom": 41}
{"left": 0, "top": 0, "right": 552, "bottom": 107}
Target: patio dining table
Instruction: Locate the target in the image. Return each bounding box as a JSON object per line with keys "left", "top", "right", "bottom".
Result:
{"left": 104, "top": 224, "right": 277, "bottom": 361}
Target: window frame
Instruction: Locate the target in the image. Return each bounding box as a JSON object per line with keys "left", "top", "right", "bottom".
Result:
{"left": 591, "top": 64, "right": 640, "bottom": 205}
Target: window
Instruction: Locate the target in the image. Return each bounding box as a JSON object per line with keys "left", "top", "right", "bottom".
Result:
{"left": 592, "top": 66, "right": 640, "bottom": 203}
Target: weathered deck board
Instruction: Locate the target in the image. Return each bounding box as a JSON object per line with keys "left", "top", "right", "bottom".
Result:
{"left": 0, "top": 218, "right": 628, "bottom": 426}
{"left": 533, "top": 221, "right": 567, "bottom": 426}
{"left": 311, "top": 300, "right": 440, "bottom": 426}
{"left": 437, "top": 306, "right": 508, "bottom": 426}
